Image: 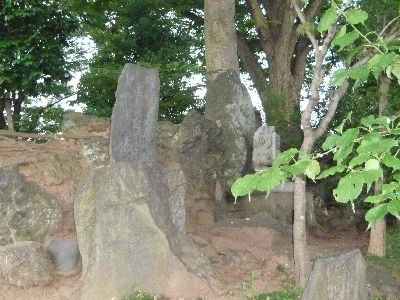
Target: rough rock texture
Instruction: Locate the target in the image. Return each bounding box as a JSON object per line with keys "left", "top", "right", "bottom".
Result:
{"left": 156, "top": 111, "right": 222, "bottom": 236}
{"left": 206, "top": 71, "right": 256, "bottom": 189}
{"left": 47, "top": 239, "right": 81, "bottom": 275}
{"left": 0, "top": 168, "right": 62, "bottom": 245}
{"left": 0, "top": 241, "right": 53, "bottom": 287}
{"left": 253, "top": 125, "right": 281, "bottom": 171}
{"left": 302, "top": 249, "right": 367, "bottom": 300}
{"left": 110, "top": 64, "right": 159, "bottom": 163}
{"left": 74, "top": 163, "right": 216, "bottom": 300}
{"left": 232, "top": 191, "right": 317, "bottom": 228}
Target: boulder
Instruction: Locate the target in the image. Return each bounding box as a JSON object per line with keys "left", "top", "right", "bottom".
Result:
{"left": 302, "top": 249, "right": 367, "bottom": 300}
{"left": 0, "top": 168, "right": 62, "bottom": 245}
{"left": 156, "top": 111, "right": 221, "bottom": 236}
{"left": 110, "top": 64, "right": 159, "bottom": 163}
{"left": 74, "top": 163, "right": 215, "bottom": 300}
{"left": 205, "top": 70, "right": 256, "bottom": 189}
{"left": 47, "top": 238, "right": 81, "bottom": 275}
{"left": 0, "top": 241, "right": 53, "bottom": 287}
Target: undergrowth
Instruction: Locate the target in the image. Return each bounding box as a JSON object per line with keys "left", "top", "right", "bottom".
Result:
{"left": 122, "top": 286, "right": 158, "bottom": 300}
{"left": 365, "top": 225, "right": 400, "bottom": 276}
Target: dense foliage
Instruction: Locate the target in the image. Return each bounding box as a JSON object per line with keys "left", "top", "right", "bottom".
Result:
{"left": 231, "top": 1, "right": 400, "bottom": 226}
{"left": 71, "top": 0, "right": 204, "bottom": 123}
{"left": 0, "top": 0, "right": 79, "bottom": 130}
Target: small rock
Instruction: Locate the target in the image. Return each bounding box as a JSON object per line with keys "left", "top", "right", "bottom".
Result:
{"left": 0, "top": 241, "right": 53, "bottom": 287}
{"left": 47, "top": 239, "right": 81, "bottom": 275}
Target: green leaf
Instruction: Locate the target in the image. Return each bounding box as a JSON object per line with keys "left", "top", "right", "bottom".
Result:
{"left": 273, "top": 148, "right": 299, "bottom": 167}
{"left": 382, "top": 154, "right": 400, "bottom": 171}
{"left": 366, "top": 204, "right": 388, "bottom": 227}
{"left": 333, "top": 128, "right": 359, "bottom": 162}
{"left": 357, "top": 138, "right": 398, "bottom": 156}
{"left": 382, "top": 182, "right": 398, "bottom": 195}
{"left": 317, "top": 7, "right": 338, "bottom": 33}
{"left": 335, "top": 112, "right": 352, "bottom": 134}
{"left": 348, "top": 65, "right": 370, "bottom": 88}
{"left": 322, "top": 133, "right": 340, "bottom": 150}
{"left": 330, "top": 69, "right": 349, "bottom": 86}
{"left": 345, "top": 9, "right": 368, "bottom": 25}
{"left": 256, "top": 167, "right": 288, "bottom": 194}
{"left": 317, "top": 164, "right": 346, "bottom": 179}
{"left": 349, "top": 153, "right": 370, "bottom": 168}
{"left": 282, "top": 159, "right": 310, "bottom": 177}
{"left": 363, "top": 169, "right": 384, "bottom": 190}
{"left": 393, "top": 172, "right": 400, "bottom": 183}
{"left": 231, "top": 173, "right": 259, "bottom": 198}
{"left": 387, "top": 199, "right": 400, "bottom": 216}
{"left": 365, "top": 194, "right": 386, "bottom": 204}
{"left": 391, "top": 60, "right": 400, "bottom": 84}
{"left": 365, "top": 159, "right": 380, "bottom": 170}
{"left": 333, "top": 172, "right": 364, "bottom": 203}
{"left": 304, "top": 159, "right": 320, "bottom": 180}
{"left": 332, "top": 31, "right": 359, "bottom": 51}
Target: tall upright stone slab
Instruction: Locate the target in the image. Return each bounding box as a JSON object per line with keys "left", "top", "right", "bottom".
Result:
{"left": 205, "top": 71, "right": 256, "bottom": 193}
{"left": 302, "top": 250, "right": 367, "bottom": 300}
{"left": 75, "top": 64, "right": 218, "bottom": 299}
{"left": 110, "top": 63, "right": 159, "bottom": 163}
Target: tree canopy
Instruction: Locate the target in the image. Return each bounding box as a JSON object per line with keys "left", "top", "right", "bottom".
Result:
{"left": 0, "top": 0, "right": 79, "bottom": 131}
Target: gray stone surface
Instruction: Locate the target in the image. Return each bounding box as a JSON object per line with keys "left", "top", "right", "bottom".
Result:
{"left": 253, "top": 125, "right": 281, "bottom": 171}
{"left": 0, "top": 241, "right": 53, "bottom": 287}
{"left": 110, "top": 64, "right": 160, "bottom": 163}
{"left": 47, "top": 239, "right": 81, "bottom": 275}
{"left": 302, "top": 249, "right": 367, "bottom": 300}
{"left": 205, "top": 70, "right": 256, "bottom": 193}
{"left": 156, "top": 111, "right": 221, "bottom": 236}
{"left": 74, "top": 162, "right": 215, "bottom": 300}
{"left": 0, "top": 168, "right": 62, "bottom": 245}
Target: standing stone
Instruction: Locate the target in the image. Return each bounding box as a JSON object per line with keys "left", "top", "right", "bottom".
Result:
{"left": 110, "top": 63, "right": 159, "bottom": 163}
{"left": 74, "top": 163, "right": 215, "bottom": 300}
{"left": 206, "top": 70, "right": 256, "bottom": 191}
{"left": 253, "top": 125, "right": 281, "bottom": 171}
{"left": 302, "top": 250, "right": 367, "bottom": 300}
{"left": 0, "top": 241, "right": 53, "bottom": 287}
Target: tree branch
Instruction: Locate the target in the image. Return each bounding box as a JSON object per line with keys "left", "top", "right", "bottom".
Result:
{"left": 291, "top": 0, "right": 319, "bottom": 51}
{"left": 246, "top": 0, "right": 272, "bottom": 51}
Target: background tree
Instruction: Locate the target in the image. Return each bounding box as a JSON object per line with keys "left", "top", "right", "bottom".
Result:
{"left": 71, "top": 0, "right": 204, "bottom": 123}
{"left": 0, "top": 0, "right": 79, "bottom": 131}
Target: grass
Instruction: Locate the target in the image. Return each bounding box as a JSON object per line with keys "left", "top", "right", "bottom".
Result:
{"left": 122, "top": 286, "right": 159, "bottom": 300}
{"left": 254, "top": 287, "right": 303, "bottom": 300}
{"left": 364, "top": 225, "right": 400, "bottom": 276}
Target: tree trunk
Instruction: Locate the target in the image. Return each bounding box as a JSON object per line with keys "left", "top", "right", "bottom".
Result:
{"left": 4, "top": 99, "right": 14, "bottom": 132}
{"left": 293, "top": 174, "right": 310, "bottom": 287}
{"left": 368, "top": 74, "right": 391, "bottom": 257}
{"left": 204, "top": 0, "right": 239, "bottom": 84}
{"left": 0, "top": 100, "right": 6, "bottom": 129}
{"left": 293, "top": 135, "right": 314, "bottom": 287}
{"left": 13, "top": 93, "right": 23, "bottom": 132}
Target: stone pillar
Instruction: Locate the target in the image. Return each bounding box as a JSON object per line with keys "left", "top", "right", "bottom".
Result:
{"left": 204, "top": 0, "right": 240, "bottom": 83}
{"left": 110, "top": 64, "right": 159, "bottom": 163}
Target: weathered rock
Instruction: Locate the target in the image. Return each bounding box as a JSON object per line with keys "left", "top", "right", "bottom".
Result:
{"left": 302, "top": 249, "right": 367, "bottom": 300}
{"left": 156, "top": 111, "right": 221, "bottom": 236}
{"left": 366, "top": 265, "right": 400, "bottom": 300}
{"left": 205, "top": 70, "right": 256, "bottom": 192}
{"left": 233, "top": 191, "right": 316, "bottom": 228}
{"left": 74, "top": 163, "right": 216, "bottom": 300}
{"left": 47, "top": 239, "right": 81, "bottom": 275}
{"left": 0, "top": 168, "right": 62, "bottom": 245}
{"left": 0, "top": 241, "right": 53, "bottom": 287}
{"left": 62, "top": 112, "right": 110, "bottom": 136}
{"left": 110, "top": 63, "right": 160, "bottom": 163}
{"left": 253, "top": 125, "right": 281, "bottom": 171}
